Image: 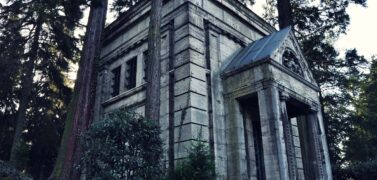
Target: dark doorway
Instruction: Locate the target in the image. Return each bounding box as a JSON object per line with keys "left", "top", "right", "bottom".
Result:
{"left": 286, "top": 98, "right": 321, "bottom": 180}
{"left": 239, "top": 95, "right": 266, "bottom": 180}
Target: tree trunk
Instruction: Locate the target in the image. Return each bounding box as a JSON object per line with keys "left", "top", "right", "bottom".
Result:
{"left": 277, "top": 0, "right": 293, "bottom": 29}
{"left": 9, "top": 18, "right": 42, "bottom": 165}
{"left": 145, "top": 0, "right": 163, "bottom": 121}
{"left": 49, "top": 0, "right": 108, "bottom": 179}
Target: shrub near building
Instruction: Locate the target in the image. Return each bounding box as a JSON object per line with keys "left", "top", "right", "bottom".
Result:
{"left": 79, "top": 109, "right": 164, "bottom": 179}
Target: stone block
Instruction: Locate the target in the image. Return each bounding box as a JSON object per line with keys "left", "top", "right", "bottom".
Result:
{"left": 103, "top": 90, "right": 146, "bottom": 113}
{"left": 215, "top": 128, "right": 226, "bottom": 144}
{"left": 296, "top": 158, "right": 304, "bottom": 169}
{"left": 160, "top": 85, "right": 169, "bottom": 101}
{"left": 190, "top": 92, "right": 208, "bottom": 110}
{"left": 174, "top": 35, "right": 204, "bottom": 55}
{"left": 174, "top": 77, "right": 207, "bottom": 96}
{"left": 174, "top": 107, "right": 208, "bottom": 126}
{"left": 174, "top": 63, "right": 190, "bottom": 81}
{"left": 203, "top": 0, "right": 223, "bottom": 20}
{"left": 188, "top": 8, "right": 204, "bottom": 29}
{"left": 161, "top": 35, "right": 169, "bottom": 58}
{"left": 174, "top": 93, "right": 189, "bottom": 111}
{"left": 174, "top": 123, "right": 209, "bottom": 142}
{"left": 295, "top": 147, "right": 302, "bottom": 158}
{"left": 175, "top": 49, "right": 205, "bottom": 68}
{"left": 174, "top": 10, "right": 189, "bottom": 29}
{"left": 297, "top": 169, "right": 305, "bottom": 180}
{"left": 174, "top": 24, "right": 190, "bottom": 42}
{"left": 160, "top": 58, "right": 169, "bottom": 74}
{"left": 160, "top": 99, "right": 169, "bottom": 117}
{"left": 293, "top": 136, "right": 301, "bottom": 147}
{"left": 174, "top": 92, "right": 207, "bottom": 111}
{"left": 291, "top": 117, "right": 298, "bottom": 125}
{"left": 291, "top": 125, "right": 299, "bottom": 136}
{"left": 159, "top": 114, "right": 170, "bottom": 131}
{"left": 174, "top": 77, "right": 191, "bottom": 96}
{"left": 174, "top": 24, "right": 204, "bottom": 43}
{"left": 160, "top": 73, "right": 169, "bottom": 87}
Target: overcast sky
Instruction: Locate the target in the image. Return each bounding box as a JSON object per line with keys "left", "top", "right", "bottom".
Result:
{"left": 250, "top": 1, "right": 377, "bottom": 60}
{"left": 1, "top": 0, "right": 375, "bottom": 60}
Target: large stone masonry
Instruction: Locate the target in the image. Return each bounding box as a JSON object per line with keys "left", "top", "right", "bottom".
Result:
{"left": 94, "top": 0, "right": 332, "bottom": 179}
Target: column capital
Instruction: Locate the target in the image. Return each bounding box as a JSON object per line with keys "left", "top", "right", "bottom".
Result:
{"left": 309, "top": 102, "right": 319, "bottom": 112}
{"left": 279, "top": 91, "right": 289, "bottom": 101}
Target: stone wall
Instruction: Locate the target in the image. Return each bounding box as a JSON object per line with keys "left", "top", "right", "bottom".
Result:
{"left": 93, "top": 0, "right": 318, "bottom": 179}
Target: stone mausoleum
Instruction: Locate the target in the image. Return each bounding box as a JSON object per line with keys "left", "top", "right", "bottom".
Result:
{"left": 93, "top": 0, "right": 333, "bottom": 179}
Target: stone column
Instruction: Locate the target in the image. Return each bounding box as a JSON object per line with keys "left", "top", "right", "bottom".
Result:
{"left": 315, "top": 107, "right": 333, "bottom": 180}
{"left": 257, "top": 87, "right": 289, "bottom": 180}
{"left": 307, "top": 109, "right": 325, "bottom": 180}
{"left": 226, "top": 98, "right": 248, "bottom": 179}
{"left": 93, "top": 65, "right": 111, "bottom": 122}
{"left": 280, "top": 92, "right": 297, "bottom": 180}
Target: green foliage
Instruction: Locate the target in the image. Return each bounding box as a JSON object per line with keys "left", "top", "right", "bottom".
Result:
{"left": 0, "top": 0, "right": 84, "bottom": 178}
{"left": 111, "top": 0, "right": 141, "bottom": 14}
{"left": 333, "top": 159, "right": 377, "bottom": 180}
{"left": 174, "top": 141, "right": 215, "bottom": 180}
{"left": 344, "top": 58, "right": 377, "bottom": 162}
{"left": 79, "top": 109, "right": 164, "bottom": 179}
{"left": 0, "top": 4, "right": 24, "bottom": 161}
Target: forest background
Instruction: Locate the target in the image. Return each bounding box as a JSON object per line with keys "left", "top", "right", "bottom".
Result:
{"left": 0, "top": 0, "right": 377, "bottom": 179}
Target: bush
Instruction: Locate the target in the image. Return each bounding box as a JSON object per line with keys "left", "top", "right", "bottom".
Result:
{"left": 174, "top": 140, "right": 215, "bottom": 180}
{"left": 79, "top": 109, "right": 164, "bottom": 179}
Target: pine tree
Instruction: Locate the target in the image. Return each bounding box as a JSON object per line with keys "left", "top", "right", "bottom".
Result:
{"left": 0, "top": 0, "right": 82, "bottom": 168}
{"left": 50, "top": 0, "right": 108, "bottom": 179}
{"left": 276, "top": 0, "right": 293, "bottom": 29}
{"left": 145, "top": 0, "right": 163, "bottom": 121}
{"left": 0, "top": 9, "right": 24, "bottom": 161}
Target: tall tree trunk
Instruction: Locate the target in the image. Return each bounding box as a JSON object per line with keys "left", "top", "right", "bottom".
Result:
{"left": 145, "top": 0, "right": 163, "bottom": 121}
{"left": 277, "top": 0, "right": 293, "bottom": 29}
{"left": 9, "top": 18, "right": 42, "bottom": 165}
{"left": 49, "top": 0, "right": 108, "bottom": 179}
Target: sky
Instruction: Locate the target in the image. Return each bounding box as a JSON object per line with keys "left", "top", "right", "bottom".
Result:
{"left": 250, "top": 1, "right": 377, "bottom": 60}
{"left": 1, "top": 0, "right": 375, "bottom": 60}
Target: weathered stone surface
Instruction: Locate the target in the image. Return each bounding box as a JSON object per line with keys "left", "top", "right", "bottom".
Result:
{"left": 175, "top": 49, "right": 205, "bottom": 68}
{"left": 174, "top": 123, "right": 209, "bottom": 143}
{"left": 95, "top": 0, "right": 332, "bottom": 179}
{"left": 174, "top": 107, "right": 208, "bottom": 126}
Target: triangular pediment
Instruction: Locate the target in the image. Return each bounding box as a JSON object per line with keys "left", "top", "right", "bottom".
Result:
{"left": 222, "top": 26, "right": 316, "bottom": 84}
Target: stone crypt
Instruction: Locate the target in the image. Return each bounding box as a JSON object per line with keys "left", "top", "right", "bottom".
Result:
{"left": 93, "top": 0, "right": 333, "bottom": 179}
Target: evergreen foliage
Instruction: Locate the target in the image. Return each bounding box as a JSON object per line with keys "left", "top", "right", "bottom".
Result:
{"left": 0, "top": 15, "right": 23, "bottom": 162}
{"left": 174, "top": 140, "right": 215, "bottom": 180}
{"left": 333, "top": 159, "right": 377, "bottom": 180}
{"left": 344, "top": 58, "right": 377, "bottom": 162}
{"left": 0, "top": 0, "right": 84, "bottom": 178}
{"left": 79, "top": 109, "right": 164, "bottom": 179}
{"left": 112, "top": 0, "right": 141, "bottom": 14}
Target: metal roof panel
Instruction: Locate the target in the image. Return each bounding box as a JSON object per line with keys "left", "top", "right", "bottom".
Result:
{"left": 222, "top": 26, "right": 291, "bottom": 74}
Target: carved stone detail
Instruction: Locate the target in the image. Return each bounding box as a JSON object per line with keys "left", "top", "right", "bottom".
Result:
{"left": 282, "top": 49, "right": 304, "bottom": 76}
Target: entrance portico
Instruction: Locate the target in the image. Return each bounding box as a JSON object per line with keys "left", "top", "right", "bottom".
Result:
{"left": 221, "top": 27, "right": 332, "bottom": 180}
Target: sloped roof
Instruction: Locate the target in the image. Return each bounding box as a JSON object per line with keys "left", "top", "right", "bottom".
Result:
{"left": 222, "top": 26, "right": 291, "bottom": 74}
